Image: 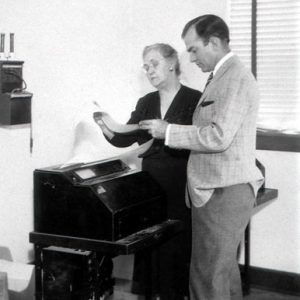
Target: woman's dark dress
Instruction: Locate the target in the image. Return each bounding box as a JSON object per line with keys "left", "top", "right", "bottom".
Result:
{"left": 108, "top": 85, "right": 201, "bottom": 299}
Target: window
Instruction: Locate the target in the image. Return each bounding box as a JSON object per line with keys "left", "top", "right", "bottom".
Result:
{"left": 229, "top": 0, "right": 252, "bottom": 70}
{"left": 229, "top": 0, "right": 300, "bottom": 151}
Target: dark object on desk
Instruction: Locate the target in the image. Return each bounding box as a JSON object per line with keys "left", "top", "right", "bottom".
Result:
{"left": 34, "top": 159, "right": 167, "bottom": 241}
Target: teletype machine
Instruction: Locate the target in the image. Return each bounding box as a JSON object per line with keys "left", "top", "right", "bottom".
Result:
{"left": 30, "top": 158, "right": 183, "bottom": 299}
{"left": 30, "top": 155, "right": 278, "bottom": 299}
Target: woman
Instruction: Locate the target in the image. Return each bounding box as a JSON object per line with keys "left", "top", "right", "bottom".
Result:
{"left": 95, "top": 43, "right": 201, "bottom": 300}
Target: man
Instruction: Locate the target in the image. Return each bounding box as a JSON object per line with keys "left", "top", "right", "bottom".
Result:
{"left": 139, "top": 14, "right": 264, "bottom": 300}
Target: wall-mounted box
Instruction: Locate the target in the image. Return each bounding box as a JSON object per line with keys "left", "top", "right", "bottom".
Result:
{"left": 0, "top": 61, "right": 23, "bottom": 93}
{"left": 0, "top": 91, "right": 32, "bottom": 125}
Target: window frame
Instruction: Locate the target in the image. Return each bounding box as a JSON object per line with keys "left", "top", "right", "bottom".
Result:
{"left": 250, "top": 0, "right": 300, "bottom": 152}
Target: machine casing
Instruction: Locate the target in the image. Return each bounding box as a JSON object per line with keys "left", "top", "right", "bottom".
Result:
{"left": 34, "top": 159, "right": 167, "bottom": 241}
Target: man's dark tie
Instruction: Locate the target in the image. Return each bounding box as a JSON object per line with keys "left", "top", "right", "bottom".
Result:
{"left": 204, "top": 72, "right": 214, "bottom": 91}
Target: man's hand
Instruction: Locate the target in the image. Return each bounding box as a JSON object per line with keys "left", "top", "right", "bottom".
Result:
{"left": 139, "top": 119, "right": 169, "bottom": 139}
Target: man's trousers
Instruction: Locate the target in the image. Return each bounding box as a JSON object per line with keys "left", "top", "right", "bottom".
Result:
{"left": 189, "top": 183, "right": 255, "bottom": 300}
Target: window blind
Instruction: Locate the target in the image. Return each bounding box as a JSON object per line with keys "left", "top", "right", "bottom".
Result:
{"left": 229, "top": 0, "right": 300, "bottom": 133}
{"left": 229, "top": 0, "right": 252, "bottom": 70}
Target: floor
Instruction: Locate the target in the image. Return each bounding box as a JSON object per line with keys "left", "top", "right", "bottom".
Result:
{"left": 106, "top": 279, "right": 300, "bottom": 300}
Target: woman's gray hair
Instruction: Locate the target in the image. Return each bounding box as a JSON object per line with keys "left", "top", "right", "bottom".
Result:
{"left": 142, "top": 43, "right": 181, "bottom": 75}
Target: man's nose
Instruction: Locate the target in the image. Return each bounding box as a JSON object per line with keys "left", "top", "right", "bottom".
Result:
{"left": 190, "top": 54, "right": 197, "bottom": 63}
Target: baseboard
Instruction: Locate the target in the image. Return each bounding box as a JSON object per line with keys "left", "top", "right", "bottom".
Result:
{"left": 240, "top": 265, "right": 300, "bottom": 296}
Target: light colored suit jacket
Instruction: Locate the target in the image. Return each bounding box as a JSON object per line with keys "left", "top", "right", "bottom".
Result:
{"left": 168, "top": 55, "right": 263, "bottom": 205}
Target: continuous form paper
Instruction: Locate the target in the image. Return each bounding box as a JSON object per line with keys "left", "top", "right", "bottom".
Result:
{"left": 61, "top": 116, "right": 153, "bottom": 169}
{"left": 92, "top": 100, "right": 140, "bottom": 134}
{"left": 93, "top": 111, "right": 140, "bottom": 134}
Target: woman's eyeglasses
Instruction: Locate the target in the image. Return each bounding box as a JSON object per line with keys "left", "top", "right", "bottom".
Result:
{"left": 142, "top": 59, "right": 164, "bottom": 73}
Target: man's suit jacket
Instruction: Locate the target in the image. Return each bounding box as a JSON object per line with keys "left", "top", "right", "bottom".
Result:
{"left": 167, "top": 56, "right": 263, "bottom": 203}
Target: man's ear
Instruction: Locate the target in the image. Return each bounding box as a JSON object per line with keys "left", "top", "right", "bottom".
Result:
{"left": 208, "top": 36, "right": 221, "bottom": 49}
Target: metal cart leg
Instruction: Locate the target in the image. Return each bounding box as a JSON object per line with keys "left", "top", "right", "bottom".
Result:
{"left": 34, "top": 244, "right": 43, "bottom": 300}
{"left": 144, "top": 250, "right": 153, "bottom": 300}
{"left": 244, "top": 222, "right": 251, "bottom": 295}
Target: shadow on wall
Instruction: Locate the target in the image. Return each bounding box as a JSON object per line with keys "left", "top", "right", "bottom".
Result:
{"left": 0, "top": 246, "right": 12, "bottom": 261}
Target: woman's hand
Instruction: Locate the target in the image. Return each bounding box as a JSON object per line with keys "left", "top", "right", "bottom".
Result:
{"left": 139, "top": 119, "right": 169, "bottom": 139}
{"left": 94, "top": 114, "right": 115, "bottom": 140}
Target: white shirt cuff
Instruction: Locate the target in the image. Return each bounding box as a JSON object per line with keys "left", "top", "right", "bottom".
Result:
{"left": 165, "top": 124, "right": 172, "bottom": 146}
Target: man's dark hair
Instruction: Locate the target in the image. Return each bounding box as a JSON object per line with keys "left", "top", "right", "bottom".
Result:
{"left": 181, "top": 14, "right": 230, "bottom": 45}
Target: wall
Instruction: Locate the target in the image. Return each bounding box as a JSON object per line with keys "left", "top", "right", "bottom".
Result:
{"left": 0, "top": 0, "right": 298, "bottom": 277}
{"left": 252, "top": 150, "right": 300, "bottom": 273}
{"left": 0, "top": 0, "right": 226, "bottom": 264}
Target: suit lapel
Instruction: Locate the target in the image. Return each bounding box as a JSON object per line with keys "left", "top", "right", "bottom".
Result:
{"left": 193, "top": 56, "right": 238, "bottom": 123}
{"left": 196, "top": 55, "right": 237, "bottom": 107}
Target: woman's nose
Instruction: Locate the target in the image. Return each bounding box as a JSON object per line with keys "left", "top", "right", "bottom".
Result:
{"left": 147, "top": 65, "right": 155, "bottom": 74}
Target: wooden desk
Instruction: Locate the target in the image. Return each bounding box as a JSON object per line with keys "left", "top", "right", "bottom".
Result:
{"left": 29, "top": 219, "right": 183, "bottom": 300}
{"left": 243, "top": 188, "right": 278, "bottom": 294}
